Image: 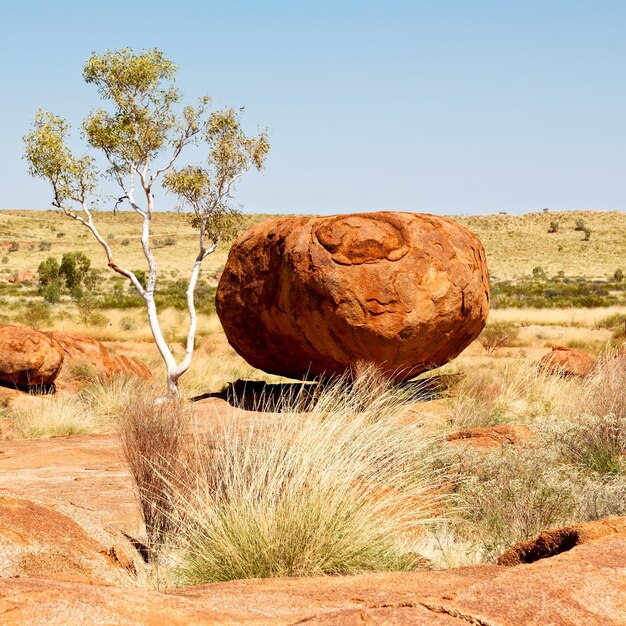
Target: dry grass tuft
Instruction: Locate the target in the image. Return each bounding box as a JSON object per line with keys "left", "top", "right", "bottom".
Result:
{"left": 11, "top": 394, "right": 109, "bottom": 438}
{"left": 121, "top": 368, "right": 448, "bottom": 585}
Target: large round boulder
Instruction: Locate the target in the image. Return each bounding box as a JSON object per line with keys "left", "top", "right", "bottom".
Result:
{"left": 0, "top": 325, "right": 64, "bottom": 386}
{"left": 216, "top": 212, "right": 490, "bottom": 381}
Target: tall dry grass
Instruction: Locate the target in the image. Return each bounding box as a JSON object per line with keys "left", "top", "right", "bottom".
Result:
{"left": 120, "top": 369, "right": 448, "bottom": 585}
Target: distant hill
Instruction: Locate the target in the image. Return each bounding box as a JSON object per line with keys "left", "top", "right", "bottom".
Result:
{"left": 0, "top": 209, "right": 624, "bottom": 281}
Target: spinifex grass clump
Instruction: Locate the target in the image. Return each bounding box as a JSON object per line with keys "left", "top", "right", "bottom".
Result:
{"left": 122, "top": 368, "right": 448, "bottom": 584}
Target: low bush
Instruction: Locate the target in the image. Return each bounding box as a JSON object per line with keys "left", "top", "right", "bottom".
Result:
{"left": 479, "top": 321, "right": 520, "bottom": 354}
{"left": 11, "top": 395, "right": 107, "bottom": 438}
{"left": 122, "top": 370, "right": 447, "bottom": 584}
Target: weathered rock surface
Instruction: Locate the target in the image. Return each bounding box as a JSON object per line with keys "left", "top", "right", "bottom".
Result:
{"left": 217, "top": 212, "right": 490, "bottom": 381}
{"left": 447, "top": 424, "right": 534, "bottom": 448}
{"left": 7, "top": 270, "right": 34, "bottom": 284}
{"left": 498, "top": 516, "right": 626, "bottom": 566}
{"left": 0, "top": 494, "right": 139, "bottom": 584}
{"left": 46, "top": 331, "right": 153, "bottom": 382}
{"left": 539, "top": 345, "right": 595, "bottom": 378}
{"left": 111, "top": 353, "right": 153, "bottom": 379}
{"left": 0, "top": 538, "right": 625, "bottom": 624}
{"left": 0, "top": 325, "right": 64, "bottom": 386}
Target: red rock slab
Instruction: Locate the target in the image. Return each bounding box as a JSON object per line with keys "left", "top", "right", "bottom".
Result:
{"left": 0, "top": 494, "right": 135, "bottom": 584}
{"left": 0, "top": 577, "right": 243, "bottom": 626}
{"left": 446, "top": 424, "right": 534, "bottom": 448}
{"left": 1, "top": 539, "right": 625, "bottom": 624}
{"left": 498, "top": 516, "right": 626, "bottom": 566}
{"left": 0, "top": 434, "right": 142, "bottom": 536}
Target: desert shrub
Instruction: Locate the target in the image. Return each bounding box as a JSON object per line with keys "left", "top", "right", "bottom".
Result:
{"left": 17, "top": 301, "right": 52, "bottom": 327}
{"left": 1, "top": 257, "right": 7, "bottom": 264}
{"left": 614, "top": 269, "right": 624, "bottom": 282}
{"left": 59, "top": 251, "right": 91, "bottom": 291}
{"left": 120, "top": 316, "right": 136, "bottom": 331}
{"left": 8, "top": 241, "right": 19, "bottom": 253}
{"left": 108, "top": 232, "right": 115, "bottom": 239}
{"left": 124, "top": 371, "right": 447, "bottom": 583}
{"left": 583, "top": 227, "right": 592, "bottom": 241}
{"left": 532, "top": 266, "right": 546, "bottom": 279}
{"left": 153, "top": 235, "right": 177, "bottom": 248}
{"left": 547, "top": 220, "right": 559, "bottom": 233}
{"left": 550, "top": 414, "right": 625, "bottom": 475}
{"left": 574, "top": 218, "right": 586, "bottom": 231}
{"left": 80, "top": 375, "right": 143, "bottom": 423}
{"left": 119, "top": 395, "right": 191, "bottom": 553}
{"left": 450, "top": 359, "right": 570, "bottom": 429}
{"left": 551, "top": 359, "right": 626, "bottom": 475}
{"left": 454, "top": 447, "right": 578, "bottom": 560}
{"left": 121, "top": 238, "right": 130, "bottom": 246}
{"left": 68, "top": 361, "right": 99, "bottom": 383}
{"left": 38, "top": 240, "right": 52, "bottom": 251}
{"left": 479, "top": 321, "right": 520, "bottom": 355}
{"left": 11, "top": 395, "right": 108, "bottom": 438}
{"left": 56, "top": 232, "right": 65, "bottom": 238}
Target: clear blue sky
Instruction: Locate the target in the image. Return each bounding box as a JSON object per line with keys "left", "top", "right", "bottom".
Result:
{"left": 1, "top": 0, "right": 624, "bottom": 215}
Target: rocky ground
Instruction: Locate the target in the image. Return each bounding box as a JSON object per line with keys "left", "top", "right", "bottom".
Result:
{"left": 0, "top": 392, "right": 625, "bottom": 624}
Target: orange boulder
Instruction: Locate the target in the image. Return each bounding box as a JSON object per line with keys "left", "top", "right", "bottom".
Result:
{"left": 216, "top": 212, "right": 490, "bottom": 381}
{"left": 0, "top": 325, "right": 64, "bottom": 386}
{"left": 46, "top": 331, "right": 152, "bottom": 382}
{"left": 539, "top": 345, "right": 595, "bottom": 377}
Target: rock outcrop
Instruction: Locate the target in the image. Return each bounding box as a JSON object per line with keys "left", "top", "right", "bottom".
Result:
{"left": 216, "top": 212, "right": 490, "bottom": 381}
{"left": 0, "top": 325, "right": 64, "bottom": 386}
{"left": 539, "top": 345, "right": 595, "bottom": 378}
{"left": 47, "top": 331, "right": 152, "bottom": 382}
{"left": 0, "top": 494, "right": 138, "bottom": 584}
{"left": 0, "top": 537, "right": 624, "bottom": 624}
{"left": 498, "top": 516, "right": 626, "bottom": 566}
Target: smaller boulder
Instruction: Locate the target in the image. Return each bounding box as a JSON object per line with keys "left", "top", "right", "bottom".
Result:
{"left": 111, "top": 354, "right": 153, "bottom": 380}
{"left": 0, "top": 325, "right": 64, "bottom": 387}
{"left": 47, "top": 331, "right": 117, "bottom": 381}
{"left": 46, "top": 331, "right": 153, "bottom": 383}
{"left": 7, "top": 270, "right": 34, "bottom": 284}
{"left": 538, "top": 345, "right": 594, "bottom": 378}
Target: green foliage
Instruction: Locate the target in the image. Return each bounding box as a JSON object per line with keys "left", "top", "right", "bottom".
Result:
{"left": 59, "top": 251, "right": 91, "bottom": 291}
{"left": 479, "top": 322, "right": 520, "bottom": 355}
{"left": 613, "top": 269, "right": 624, "bottom": 282}
{"left": 491, "top": 274, "right": 626, "bottom": 309}
{"left": 153, "top": 235, "right": 177, "bottom": 248}
{"left": 38, "top": 240, "right": 51, "bottom": 251}
{"left": 547, "top": 220, "right": 559, "bottom": 233}
{"left": 23, "top": 111, "right": 95, "bottom": 205}
{"left": 532, "top": 266, "right": 546, "bottom": 279}
{"left": 17, "top": 301, "right": 52, "bottom": 327}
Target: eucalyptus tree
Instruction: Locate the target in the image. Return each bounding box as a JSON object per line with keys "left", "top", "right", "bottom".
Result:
{"left": 24, "top": 48, "right": 269, "bottom": 398}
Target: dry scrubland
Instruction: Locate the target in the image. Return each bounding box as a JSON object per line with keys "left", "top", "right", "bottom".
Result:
{"left": 1, "top": 208, "right": 626, "bottom": 279}
{"left": 1, "top": 208, "right": 625, "bottom": 588}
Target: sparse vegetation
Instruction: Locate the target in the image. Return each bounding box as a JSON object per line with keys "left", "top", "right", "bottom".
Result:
{"left": 478, "top": 321, "right": 520, "bottom": 355}
{"left": 121, "top": 370, "right": 446, "bottom": 584}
